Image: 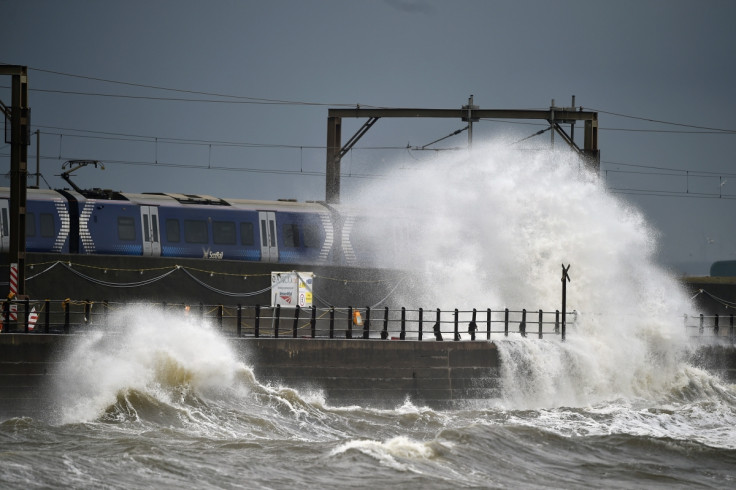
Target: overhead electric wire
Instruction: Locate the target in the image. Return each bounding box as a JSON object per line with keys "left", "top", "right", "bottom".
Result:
{"left": 585, "top": 107, "right": 736, "bottom": 134}
{"left": 15, "top": 65, "right": 372, "bottom": 108}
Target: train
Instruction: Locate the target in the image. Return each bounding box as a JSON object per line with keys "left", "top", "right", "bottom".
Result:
{"left": 0, "top": 187, "right": 408, "bottom": 268}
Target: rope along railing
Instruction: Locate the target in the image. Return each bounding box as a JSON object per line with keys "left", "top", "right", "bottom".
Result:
{"left": 0, "top": 299, "right": 581, "bottom": 341}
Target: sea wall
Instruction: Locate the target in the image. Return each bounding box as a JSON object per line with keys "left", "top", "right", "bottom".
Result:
{"left": 1, "top": 334, "right": 734, "bottom": 420}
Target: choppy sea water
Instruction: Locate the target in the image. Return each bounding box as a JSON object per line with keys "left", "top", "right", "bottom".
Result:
{"left": 1, "top": 313, "right": 735, "bottom": 489}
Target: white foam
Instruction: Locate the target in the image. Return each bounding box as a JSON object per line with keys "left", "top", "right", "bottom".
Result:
{"left": 351, "top": 140, "right": 699, "bottom": 406}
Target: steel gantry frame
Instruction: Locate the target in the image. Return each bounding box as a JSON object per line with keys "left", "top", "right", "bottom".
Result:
{"left": 0, "top": 65, "right": 29, "bottom": 296}
{"left": 325, "top": 99, "right": 599, "bottom": 203}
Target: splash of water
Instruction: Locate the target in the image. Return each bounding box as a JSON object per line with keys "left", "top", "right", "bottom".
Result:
{"left": 52, "top": 306, "right": 255, "bottom": 424}
{"left": 350, "top": 139, "right": 698, "bottom": 407}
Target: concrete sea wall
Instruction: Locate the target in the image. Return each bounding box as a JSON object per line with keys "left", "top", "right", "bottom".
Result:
{"left": 1, "top": 334, "right": 734, "bottom": 420}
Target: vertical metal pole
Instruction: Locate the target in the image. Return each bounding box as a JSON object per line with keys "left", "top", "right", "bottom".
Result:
{"left": 504, "top": 308, "right": 509, "bottom": 337}
{"left": 400, "top": 307, "right": 406, "bottom": 340}
{"left": 487, "top": 308, "right": 491, "bottom": 340}
{"left": 23, "top": 297, "right": 29, "bottom": 333}
{"left": 418, "top": 307, "right": 423, "bottom": 341}
{"left": 218, "top": 304, "right": 223, "bottom": 330}
{"left": 538, "top": 309, "right": 543, "bottom": 339}
{"left": 63, "top": 300, "right": 70, "bottom": 334}
{"left": 254, "top": 304, "right": 260, "bottom": 338}
{"left": 237, "top": 304, "right": 242, "bottom": 337}
{"left": 293, "top": 304, "right": 300, "bottom": 338}
{"left": 467, "top": 95, "right": 473, "bottom": 148}
{"left": 699, "top": 314, "right": 704, "bottom": 336}
{"left": 346, "top": 306, "right": 353, "bottom": 339}
{"left": 329, "top": 306, "right": 335, "bottom": 338}
{"left": 363, "top": 306, "right": 371, "bottom": 339}
{"left": 434, "top": 308, "right": 442, "bottom": 341}
{"left": 44, "top": 299, "right": 50, "bottom": 333}
{"left": 274, "top": 304, "right": 281, "bottom": 338}
{"left": 561, "top": 264, "right": 571, "bottom": 342}
{"left": 555, "top": 310, "right": 560, "bottom": 335}
{"left": 35, "top": 129, "right": 40, "bottom": 188}
{"left": 7, "top": 67, "right": 29, "bottom": 296}
{"left": 326, "top": 116, "right": 342, "bottom": 203}
{"left": 310, "top": 305, "right": 316, "bottom": 338}
{"left": 381, "top": 306, "right": 389, "bottom": 340}
{"left": 454, "top": 308, "right": 460, "bottom": 341}
{"left": 469, "top": 308, "right": 477, "bottom": 341}
{"left": 520, "top": 308, "right": 527, "bottom": 338}
{"left": 714, "top": 313, "right": 719, "bottom": 337}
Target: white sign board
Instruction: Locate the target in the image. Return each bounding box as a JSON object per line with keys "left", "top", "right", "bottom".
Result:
{"left": 271, "top": 271, "right": 313, "bottom": 308}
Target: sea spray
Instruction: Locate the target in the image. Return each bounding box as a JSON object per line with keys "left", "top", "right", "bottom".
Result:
{"left": 51, "top": 305, "right": 255, "bottom": 424}
{"left": 349, "top": 139, "right": 697, "bottom": 406}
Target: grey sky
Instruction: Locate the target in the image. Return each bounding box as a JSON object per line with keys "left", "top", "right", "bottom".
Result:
{"left": 2, "top": 0, "right": 735, "bottom": 275}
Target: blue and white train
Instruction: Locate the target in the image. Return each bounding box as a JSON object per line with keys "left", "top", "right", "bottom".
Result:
{"left": 0, "top": 187, "right": 403, "bottom": 268}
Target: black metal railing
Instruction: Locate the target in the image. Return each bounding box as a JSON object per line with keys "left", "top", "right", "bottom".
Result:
{"left": 684, "top": 313, "right": 736, "bottom": 342}
{"left": 0, "top": 298, "right": 584, "bottom": 341}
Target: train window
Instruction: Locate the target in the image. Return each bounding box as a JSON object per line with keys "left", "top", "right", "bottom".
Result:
{"left": 282, "top": 223, "right": 300, "bottom": 248}
{"left": 213, "top": 221, "right": 236, "bottom": 245}
{"left": 40, "top": 213, "right": 54, "bottom": 238}
{"left": 260, "top": 220, "right": 268, "bottom": 247}
{"left": 1, "top": 208, "right": 7, "bottom": 236}
{"left": 25, "top": 213, "right": 35, "bottom": 237}
{"left": 166, "top": 219, "right": 180, "bottom": 242}
{"left": 118, "top": 217, "right": 136, "bottom": 241}
{"left": 184, "top": 219, "right": 208, "bottom": 244}
{"left": 303, "top": 223, "right": 321, "bottom": 248}
{"left": 143, "top": 214, "right": 150, "bottom": 242}
{"left": 240, "top": 222, "right": 254, "bottom": 246}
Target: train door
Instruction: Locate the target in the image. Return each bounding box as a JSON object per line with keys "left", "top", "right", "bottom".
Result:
{"left": 140, "top": 206, "right": 161, "bottom": 256}
{"left": 0, "top": 200, "right": 8, "bottom": 253}
{"left": 258, "top": 211, "right": 278, "bottom": 262}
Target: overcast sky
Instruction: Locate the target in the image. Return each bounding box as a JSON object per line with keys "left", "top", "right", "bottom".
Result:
{"left": 2, "top": 0, "right": 735, "bottom": 275}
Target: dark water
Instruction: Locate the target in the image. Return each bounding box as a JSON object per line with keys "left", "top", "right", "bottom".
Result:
{"left": 1, "top": 316, "right": 734, "bottom": 489}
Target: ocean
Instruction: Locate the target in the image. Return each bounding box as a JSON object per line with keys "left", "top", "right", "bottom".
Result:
{"left": 0, "top": 318, "right": 734, "bottom": 489}
{"left": 2, "top": 142, "right": 735, "bottom": 488}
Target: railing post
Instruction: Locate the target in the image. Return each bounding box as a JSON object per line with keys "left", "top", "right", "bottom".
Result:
{"left": 699, "top": 314, "right": 704, "bottom": 336}
{"left": 714, "top": 313, "right": 719, "bottom": 337}
{"left": 504, "top": 308, "right": 509, "bottom": 337}
{"left": 274, "top": 304, "right": 281, "bottom": 338}
{"left": 486, "top": 308, "right": 491, "bottom": 340}
{"left": 538, "top": 309, "right": 543, "bottom": 339}
{"left": 418, "top": 307, "right": 423, "bottom": 341}
{"left": 218, "top": 304, "right": 223, "bottom": 330}
{"left": 44, "top": 299, "right": 50, "bottom": 333}
{"left": 433, "top": 308, "right": 443, "bottom": 341}
{"left": 293, "top": 305, "right": 300, "bottom": 338}
{"left": 555, "top": 310, "right": 560, "bottom": 334}
{"left": 468, "top": 308, "right": 477, "bottom": 341}
{"left": 23, "top": 298, "right": 29, "bottom": 333}
{"left": 520, "top": 308, "right": 527, "bottom": 337}
{"left": 381, "top": 306, "right": 389, "bottom": 340}
{"left": 561, "top": 264, "right": 571, "bottom": 342}
{"left": 329, "top": 306, "right": 335, "bottom": 339}
{"left": 400, "top": 307, "right": 406, "bottom": 340}
{"left": 254, "top": 304, "right": 261, "bottom": 338}
{"left": 237, "top": 304, "right": 242, "bottom": 337}
{"left": 63, "top": 299, "right": 70, "bottom": 334}
{"left": 310, "top": 305, "right": 316, "bottom": 338}
{"left": 346, "top": 306, "right": 353, "bottom": 339}
{"left": 103, "top": 300, "right": 109, "bottom": 328}
{"left": 453, "top": 308, "right": 460, "bottom": 341}
{"left": 2, "top": 300, "right": 8, "bottom": 333}
{"left": 363, "top": 306, "right": 371, "bottom": 339}
{"left": 84, "top": 300, "right": 91, "bottom": 325}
